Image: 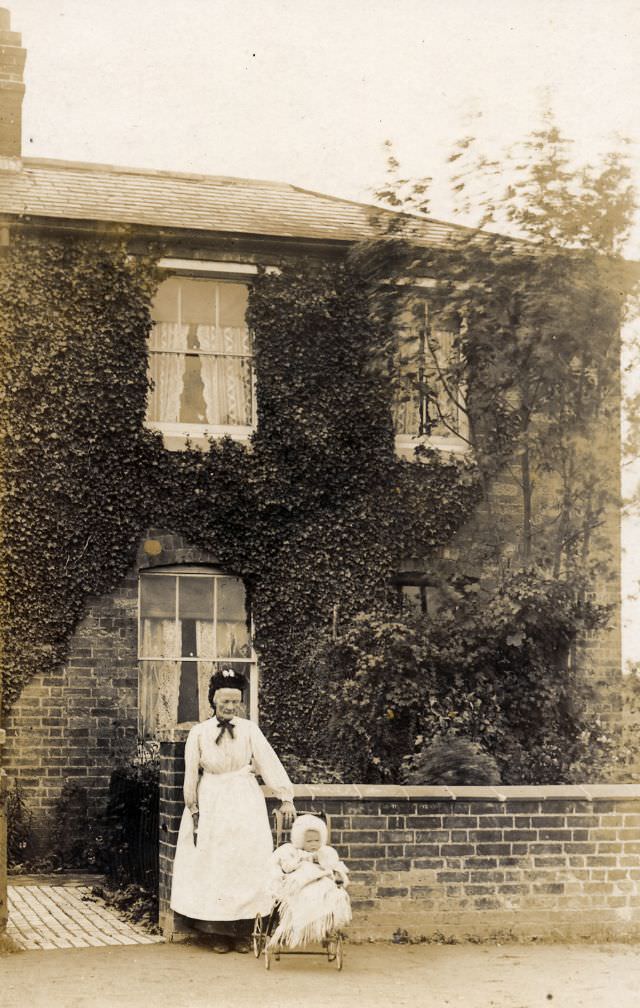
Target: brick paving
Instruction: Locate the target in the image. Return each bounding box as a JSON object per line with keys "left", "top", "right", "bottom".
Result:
{"left": 7, "top": 882, "right": 164, "bottom": 951}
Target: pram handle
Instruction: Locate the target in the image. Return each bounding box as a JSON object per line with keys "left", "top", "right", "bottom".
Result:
{"left": 272, "top": 808, "right": 332, "bottom": 847}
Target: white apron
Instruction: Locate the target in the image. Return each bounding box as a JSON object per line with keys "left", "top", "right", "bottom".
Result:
{"left": 170, "top": 716, "right": 293, "bottom": 922}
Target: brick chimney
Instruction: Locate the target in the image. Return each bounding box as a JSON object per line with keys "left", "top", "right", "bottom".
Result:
{"left": 0, "top": 7, "right": 26, "bottom": 162}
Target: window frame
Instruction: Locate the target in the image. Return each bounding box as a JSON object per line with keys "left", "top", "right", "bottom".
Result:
{"left": 137, "top": 566, "right": 258, "bottom": 735}
{"left": 144, "top": 260, "right": 260, "bottom": 447}
{"left": 392, "top": 279, "right": 470, "bottom": 458}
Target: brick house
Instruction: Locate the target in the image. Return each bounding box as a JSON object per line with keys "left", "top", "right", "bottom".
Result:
{"left": 0, "top": 4, "right": 625, "bottom": 873}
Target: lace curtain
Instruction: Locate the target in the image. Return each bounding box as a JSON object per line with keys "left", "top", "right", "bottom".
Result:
{"left": 197, "top": 325, "right": 253, "bottom": 425}
{"left": 147, "top": 323, "right": 188, "bottom": 423}
{"left": 139, "top": 619, "right": 180, "bottom": 736}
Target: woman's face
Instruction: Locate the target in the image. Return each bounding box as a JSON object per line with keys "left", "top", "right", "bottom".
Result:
{"left": 214, "top": 688, "right": 243, "bottom": 720}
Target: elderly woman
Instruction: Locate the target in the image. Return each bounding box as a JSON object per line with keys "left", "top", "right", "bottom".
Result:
{"left": 170, "top": 668, "right": 296, "bottom": 953}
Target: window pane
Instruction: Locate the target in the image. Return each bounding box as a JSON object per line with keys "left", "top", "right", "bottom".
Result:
{"left": 217, "top": 577, "right": 251, "bottom": 657}
{"left": 179, "top": 576, "right": 216, "bottom": 660}
{"left": 199, "top": 356, "right": 253, "bottom": 426}
{"left": 139, "top": 660, "right": 180, "bottom": 737}
{"left": 393, "top": 294, "right": 461, "bottom": 437}
{"left": 401, "top": 584, "right": 426, "bottom": 614}
{"left": 179, "top": 577, "right": 214, "bottom": 620}
{"left": 180, "top": 353, "right": 208, "bottom": 423}
{"left": 219, "top": 283, "right": 249, "bottom": 327}
{"left": 197, "top": 661, "right": 216, "bottom": 721}
{"left": 140, "top": 575, "right": 175, "bottom": 618}
{"left": 177, "top": 660, "right": 200, "bottom": 724}
{"left": 147, "top": 352, "right": 186, "bottom": 423}
{"left": 181, "top": 278, "right": 215, "bottom": 326}
{"left": 151, "top": 278, "right": 180, "bottom": 323}
{"left": 140, "top": 617, "right": 178, "bottom": 659}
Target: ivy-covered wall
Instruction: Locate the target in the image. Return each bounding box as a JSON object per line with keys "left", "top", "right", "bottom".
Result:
{"left": 0, "top": 227, "right": 626, "bottom": 848}
{"left": 0, "top": 233, "right": 482, "bottom": 843}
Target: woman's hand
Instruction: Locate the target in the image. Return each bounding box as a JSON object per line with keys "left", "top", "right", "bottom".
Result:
{"left": 279, "top": 801, "right": 296, "bottom": 829}
{"left": 191, "top": 810, "right": 199, "bottom": 847}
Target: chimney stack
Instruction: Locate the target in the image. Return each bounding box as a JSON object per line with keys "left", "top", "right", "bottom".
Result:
{"left": 0, "top": 7, "right": 26, "bottom": 162}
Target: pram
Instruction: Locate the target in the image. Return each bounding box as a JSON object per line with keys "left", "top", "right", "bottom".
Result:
{"left": 252, "top": 809, "right": 347, "bottom": 970}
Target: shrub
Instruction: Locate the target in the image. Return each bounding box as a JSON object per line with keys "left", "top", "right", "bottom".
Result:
{"left": 313, "top": 565, "right": 610, "bottom": 783}
{"left": 102, "top": 744, "right": 159, "bottom": 890}
{"left": 7, "top": 783, "right": 32, "bottom": 866}
{"left": 403, "top": 736, "right": 501, "bottom": 786}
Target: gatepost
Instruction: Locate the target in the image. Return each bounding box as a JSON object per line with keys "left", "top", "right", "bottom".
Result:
{"left": 0, "top": 726, "right": 7, "bottom": 937}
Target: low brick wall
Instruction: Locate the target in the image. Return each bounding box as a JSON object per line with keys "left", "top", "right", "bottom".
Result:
{"left": 159, "top": 738, "right": 640, "bottom": 941}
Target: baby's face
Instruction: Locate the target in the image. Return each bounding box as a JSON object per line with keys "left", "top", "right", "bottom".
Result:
{"left": 302, "top": 829, "right": 322, "bottom": 852}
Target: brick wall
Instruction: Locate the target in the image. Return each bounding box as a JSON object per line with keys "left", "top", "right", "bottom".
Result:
{"left": 2, "top": 573, "right": 140, "bottom": 853}
{"left": 158, "top": 746, "right": 640, "bottom": 941}
{"left": 2, "top": 529, "right": 218, "bottom": 854}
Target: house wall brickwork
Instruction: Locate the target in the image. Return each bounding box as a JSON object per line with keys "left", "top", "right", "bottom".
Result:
{"left": 157, "top": 753, "right": 640, "bottom": 941}
{"left": 2, "top": 529, "right": 219, "bottom": 854}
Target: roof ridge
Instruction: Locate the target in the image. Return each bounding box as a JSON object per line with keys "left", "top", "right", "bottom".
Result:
{"left": 21, "top": 157, "right": 296, "bottom": 191}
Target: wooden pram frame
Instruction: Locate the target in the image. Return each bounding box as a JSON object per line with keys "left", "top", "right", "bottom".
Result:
{"left": 251, "top": 809, "right": 345, "bottom": 970}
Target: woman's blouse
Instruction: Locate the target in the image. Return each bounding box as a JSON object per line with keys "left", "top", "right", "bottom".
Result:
{"left": 182, "top": 716, "right": 294, "bottom": 810}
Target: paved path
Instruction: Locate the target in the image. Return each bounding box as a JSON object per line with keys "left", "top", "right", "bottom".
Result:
{"left": 7, "top": 881, "right": 163, "bottom": 951}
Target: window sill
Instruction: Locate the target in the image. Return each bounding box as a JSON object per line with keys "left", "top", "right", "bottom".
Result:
{"left": 395, "top": 433, "right": 471, "bottom": 460}
{"left": 145, "top": 421, "right": 254, "bottom": 452}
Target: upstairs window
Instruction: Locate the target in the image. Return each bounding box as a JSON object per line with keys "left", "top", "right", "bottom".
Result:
{"left": 146, "top": 277, "right": 254, "bottom": 438}
{"left": 393, "top": 296, "right": 466, "bottom": 447}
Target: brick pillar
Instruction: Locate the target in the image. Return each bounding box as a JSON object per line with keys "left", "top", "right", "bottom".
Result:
{"left": 0, "top": 768, "right": 7, "bottom": 937}
{"left": 158, "top": 732, "right": 196, "bottom": 939}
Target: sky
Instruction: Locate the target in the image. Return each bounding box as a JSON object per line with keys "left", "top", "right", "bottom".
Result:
{"left": 6, "top": 0, "right": 640, "bottom": 661}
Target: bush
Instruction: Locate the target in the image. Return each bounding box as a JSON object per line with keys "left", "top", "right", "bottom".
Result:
{"left": 279, "top": 752, "right": 344, "bottom": 784}
{"left": 102, "top": 744, "right": 159, "bottom": 890}
{"left": 403, "top": 736, "right": 501, "bottom": 786}
{"left": 7, "top": 783, "right": 32, "bottom": 866}
{"left": 51, "top": 783, "right": 105, "bottom": 870}
{"left": 312, "top": 566, "right": 610, "bottom": 784}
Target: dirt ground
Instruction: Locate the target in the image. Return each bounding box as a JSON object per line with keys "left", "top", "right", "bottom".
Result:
{"left": 1, "top": 939, "right": 640, "bottom": 1008}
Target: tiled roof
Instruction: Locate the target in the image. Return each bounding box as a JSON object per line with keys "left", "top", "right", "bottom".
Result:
{"left": 0, "top": 157, "right": 461, "bottom": 245}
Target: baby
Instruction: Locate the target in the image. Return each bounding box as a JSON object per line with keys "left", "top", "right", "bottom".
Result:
{"left": 269, "top": 813, "right": 351, "bottom": 948}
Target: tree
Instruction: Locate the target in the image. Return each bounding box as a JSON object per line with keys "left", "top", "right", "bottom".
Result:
{"left": 318, "top": 118, "right": 640, "bottom": 783}
{"left": 370, "top": 119, "right": 638, "bottom": 577}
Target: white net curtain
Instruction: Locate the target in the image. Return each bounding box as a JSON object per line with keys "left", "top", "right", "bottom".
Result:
{"left": 138, "top": 570, "right": 253, "bottom": 738}
{"left": 146, "top": 277, "right": 253, "bottom": 428}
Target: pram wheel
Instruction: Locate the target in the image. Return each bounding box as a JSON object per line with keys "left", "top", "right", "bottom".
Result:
{"left": 326, "top": 934, "right": 344, "bottom": 970}
{"left": 252, "top": 914, "right": 265, "bottom": 958}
